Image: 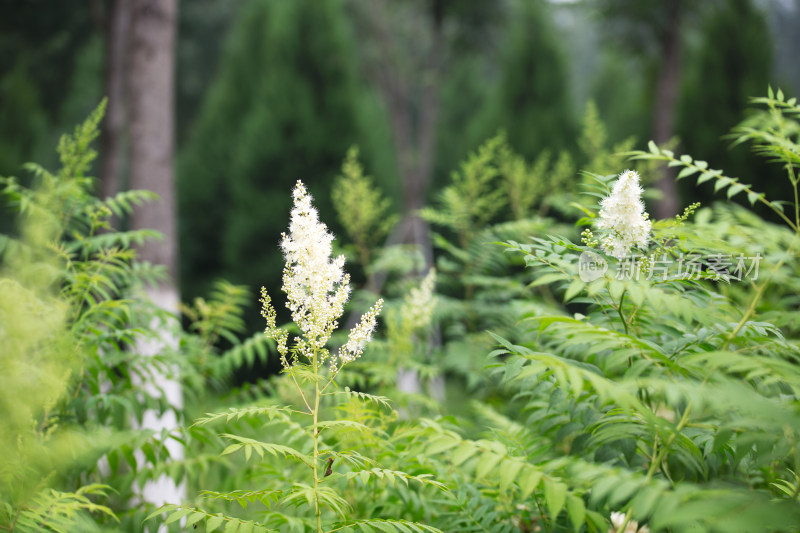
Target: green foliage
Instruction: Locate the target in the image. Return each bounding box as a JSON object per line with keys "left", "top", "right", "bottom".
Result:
{"left": 472, "top": 89, "right": 800, "bottom": 532}
{"left": 677, "top": 0, "right": 775, "bottom": 205}
{"left": 0, "top": 101, "right": 166, "bottom": 531}
{"left": 152, "top": 183, "right": 442, "bottom": 533}
{"left": 0, "top": 102, "right": 276, "bottom": 533}
{"left": 578, "top": 101, "right": 636, "bottom": 176}
{"left": 7, "top": 50, "right": 800, "bottom": 533}
{"left": 331, "top": 147, "right": 397, "bottom": 273}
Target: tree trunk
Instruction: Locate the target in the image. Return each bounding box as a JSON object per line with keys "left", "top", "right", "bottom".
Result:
{"left": 127, "top": 0, "right": 183, "bottom": 508}
{"left": 129, "top": 0, "right": 179, "bottom": 282}
{"left": 100, "top": 0, "right": 130, "bottom": 203}
{"left": 652, "top": 0, "right": 682, "bottom": 219}
{"left": 366, "top": 0, "right": 444, "bottom": 399}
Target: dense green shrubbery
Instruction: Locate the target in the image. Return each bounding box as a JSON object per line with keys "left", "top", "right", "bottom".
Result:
{"left": 3, "top": 90, "right": 800, "bottom": 532}
{"left": 0, "top": 102, "right": 273, "bottom": 532}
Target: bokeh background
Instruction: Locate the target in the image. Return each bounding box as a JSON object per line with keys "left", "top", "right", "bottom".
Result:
{"left": 2, "top": 0, "right": 798, "bottom": 325}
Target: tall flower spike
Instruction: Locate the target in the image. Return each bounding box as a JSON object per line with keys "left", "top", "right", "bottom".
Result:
{"left": 595, "top": 169, "right": 652, "bottom": 259}
{"left": 280, "top": 180, "right": 350, "bottom": 363}
{"left": 261, "top": 180, "right": 382, "bottom": 371}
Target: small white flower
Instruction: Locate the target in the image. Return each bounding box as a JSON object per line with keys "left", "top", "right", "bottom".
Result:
{"left": 609, "top": 511, "right": 650, "bottom": 533}
{"left": 595, "top": 170, "right": 652, "bottom": 259}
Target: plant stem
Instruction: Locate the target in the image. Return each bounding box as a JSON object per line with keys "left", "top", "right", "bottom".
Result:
{"left": 616, "top": 404, "right": 692, "bottom": 533}
{"left": 789, "top": 164, "right": 799, "bottom": 232}
{"left": 616, "top": 290, "right": 629, "bottom": 336}
{"left": 312, "top": 349, "right": 322, "bottom": 533}
{"left": 722, "top": 235, "right": 797, "bottom": 349}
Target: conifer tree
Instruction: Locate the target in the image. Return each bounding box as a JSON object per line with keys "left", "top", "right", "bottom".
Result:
{"left": 677, "top": 0, "right": 774, "bottom": 200}
{"left": 487, "top": 0, "right": 576, "bottom": 159}
{"left": 178, "top": 0, "right": 385, "bottom": 307}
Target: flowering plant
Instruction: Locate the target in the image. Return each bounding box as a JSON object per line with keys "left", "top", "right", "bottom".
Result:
{"left": 151, "top": 180, "right": 445, "bottom": 533}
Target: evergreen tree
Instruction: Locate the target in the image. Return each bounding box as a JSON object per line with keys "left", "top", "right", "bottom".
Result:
{"left": 178, "top": 0, "right": 389, "bottom": 307}
{"left": 677, "top": 0, "right": 775, "bottom": 203}
{"left": 0, "top": 2, "right": 96, "bottom": 174}
{"left": 486, "top": 0, "right": 576, "bottom": 159}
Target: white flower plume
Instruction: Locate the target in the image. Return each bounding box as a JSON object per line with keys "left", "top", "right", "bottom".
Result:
{"left": 280, "top": 181, "right": 349, "bottom": 357}
{"left": 260, "top": 180, "right": 382, "bottom": 370}
{"left": 595, "top": 169, "right": 651, "bottom": 259}
{"left": 402, "top": 268, "right": 436, "bottom": 331}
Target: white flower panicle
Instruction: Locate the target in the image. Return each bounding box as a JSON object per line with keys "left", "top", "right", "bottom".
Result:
{"left": 403, "top": 268, "right": 437, "bottom": 331}
{"left": 332, "top": 298, "right": 384, "bottom": 373}
{"left": 608, "top": 512, "right": 650, "bottom": 533}
{"left": 595, "top": 169, "right": 652, "bottom": 259}
{"left": 280, "top": 181, "right": 349, "bottom": 358}
{"left": 260, "top": 180, "right": 382, "bottom": 371}
{"left": 260, "top": 287, "right": 290, "bottom": 366}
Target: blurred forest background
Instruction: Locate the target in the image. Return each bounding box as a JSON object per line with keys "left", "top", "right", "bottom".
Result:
{"left": 1, "top": 0, "right": 798, "bottom": 332}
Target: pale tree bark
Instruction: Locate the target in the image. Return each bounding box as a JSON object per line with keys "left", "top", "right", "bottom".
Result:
{"left": 100, "top": 0, "right": 130, "bottom": 203}
{"left": 127, "top": 0, "right": 183, "bottom": 508}
{"left": 365, "top": 0, "right": 444, "bottom": 400}
{"left": 367, "top": 0, "right": 442, "bottom": 268}
{"left": 652, "top": 0, "right": 683, "bottom": 219}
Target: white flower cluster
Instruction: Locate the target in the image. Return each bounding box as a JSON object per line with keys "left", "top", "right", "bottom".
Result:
{"left": 261, "top": 180, "right": 382, "bottom": 371}
{"left": 333, "top": 298, "right": 383, "bottom": 373}
{"left": 609, "top": 512, "right": 650, "bottom": 533}
{"left": 403, "top": 268, "right": 437, "bottom": 331}
{"left": 595, "top": 170, "right": 651, "bottom": 259}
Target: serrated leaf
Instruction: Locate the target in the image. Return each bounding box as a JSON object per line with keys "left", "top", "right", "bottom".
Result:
{"left": 146, "top": 504, "right": 177, "bottom": 522}
{"left": 221, "top": 444, "right": 242, "bottom": 456}
{"left": 187, "top": 512, "right": 205, "bottom": 526}
{"left": 427, "top": 436, "right": 459, "bottom": 455}
{"left": 564, "top": 279, "right": 584, "bottom": 302}
{"left": 727, "top": 183, "right": 747, "bottom": 198}
{"left": 530, "top": 272, "right": 568, "bottom": 287}
{"left": 450, "top": 443, "right": 476, "bottom": 466}
{"left": 520, "top": 468, "right": 542, "bottom": 498}
{"left": 697, "top": 171, "right": 716, "bottom": 185}
{"left": 714, "top": 177, "right": 732, "bottom": 192}
{"left": 566, "top": 494, "right": 586, "bottom": 533}
{"left": 165, "top": 508, "right": 192, "bottom": 524}
{"left": 544, "top": 480, "right": 567, "bottom": 520}
{"left": 476, "top": 452, "right": 502, "bottom": 479}
{"left": 207, "top": 515, "right": 224, "bottom": 532}
{"left": 499, "top": 459, "right": 518, "bottom": 492}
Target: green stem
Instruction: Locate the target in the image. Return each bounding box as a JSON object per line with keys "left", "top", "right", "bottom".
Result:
{"left": 312, "top": 349, "right": 322, "bottom": 533}
{"left": 789, "top": 164, "right": 799, "bottom": 232}
{"left": 721, "top": 234, "right": 797, "bottom": 350}
{"left": 616, "top": 290, "right": 629, "bottom": 336}
{"left": 616, "top": 404, "right": 692, "bottom": 533}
